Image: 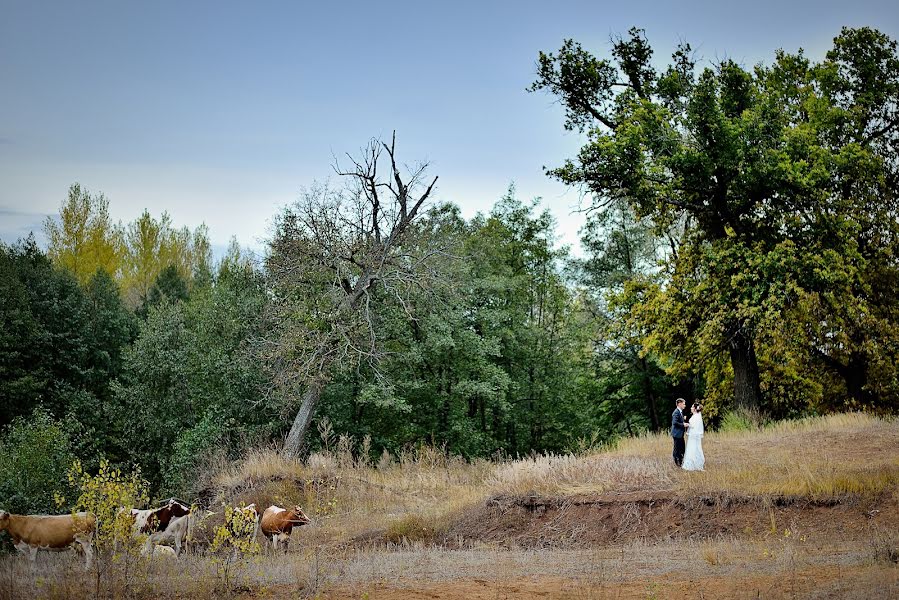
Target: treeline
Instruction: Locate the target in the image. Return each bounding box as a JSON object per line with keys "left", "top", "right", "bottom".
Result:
{"left": 1, "top": 26, "right": 898, "bottom": 510}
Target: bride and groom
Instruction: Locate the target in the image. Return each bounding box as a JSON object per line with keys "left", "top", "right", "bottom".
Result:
{"left": 671, "top": 398, "right": 704, "bottom": 471}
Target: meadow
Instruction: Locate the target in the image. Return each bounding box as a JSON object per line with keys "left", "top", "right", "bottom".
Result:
{"left": 2, "top": 412, "right": 897, "bottom": 599}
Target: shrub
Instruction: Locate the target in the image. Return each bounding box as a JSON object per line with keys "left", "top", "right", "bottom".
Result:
{"left": 719, "top": 408, "right": 762, "bottom": 433}
{"left": 0, "top": 408, "right": 76, "bottom": 514}
{"left": 67, "top": 459, "right": 150, "bottom": 598}
{"left": 385, "top": 513, "right": 443, "bottom": 545}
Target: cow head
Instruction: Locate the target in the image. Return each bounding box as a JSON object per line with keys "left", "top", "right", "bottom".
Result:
{"left": 0, "top": 510, "right": 9, "bottom": 531}
{"left": 289, "top": 506, "right": 311, "bottom": 526}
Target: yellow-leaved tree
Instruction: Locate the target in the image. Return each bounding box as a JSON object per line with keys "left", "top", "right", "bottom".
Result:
{"left": 44, "top": 183, "right": 124, "bottom": 284}
{"left": 67, "top": 459, "right": 150, "bottom": 598}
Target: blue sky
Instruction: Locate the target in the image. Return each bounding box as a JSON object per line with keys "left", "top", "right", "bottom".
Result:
{"left": 2, "top": 0, "right": 897, "bottom": 257}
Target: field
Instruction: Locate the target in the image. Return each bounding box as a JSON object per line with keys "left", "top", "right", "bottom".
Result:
{"left": 2, "top": 413, "right": 898, "bottom": 599}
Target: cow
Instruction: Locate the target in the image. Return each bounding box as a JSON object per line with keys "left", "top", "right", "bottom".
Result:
{"left": 144, "top": 509, "right": 214, "bottom": 556}
{"left": 0, "top": 510, "right": 95, "bottom": 568}
{"left": 135, "top": 498, "right": 190, "bottom": 535}
{"left": 260, "top": 505, "right": 311, "bottom": 552}
{"left": 141, "top": 543, "right": 177, "bottom": 559}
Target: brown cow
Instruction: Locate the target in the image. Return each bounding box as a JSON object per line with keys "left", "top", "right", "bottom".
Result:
{"left": 260, "top": 505, "right": 311, "bottom": 552}
{"left": 0, "top": 510, "right": 95, "bottom": 568}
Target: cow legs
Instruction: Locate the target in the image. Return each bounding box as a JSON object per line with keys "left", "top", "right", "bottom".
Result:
{"left": 77, "top": 536, "right": 94, "bottom": 570}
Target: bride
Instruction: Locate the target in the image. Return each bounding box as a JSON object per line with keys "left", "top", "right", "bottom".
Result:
{"left": 682, "top": 403, "right": 705, "bottom": 471}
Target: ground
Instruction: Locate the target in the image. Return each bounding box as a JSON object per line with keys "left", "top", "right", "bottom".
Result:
{"left": 2, "top": 414, "right": 898, "bottom": 599}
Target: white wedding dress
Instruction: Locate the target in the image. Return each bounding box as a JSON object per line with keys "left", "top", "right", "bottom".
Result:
{"left": 682, "top": 413, "right": 705, "bottom": 471}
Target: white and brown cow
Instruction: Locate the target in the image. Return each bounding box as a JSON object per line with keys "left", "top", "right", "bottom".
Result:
{"left": 260, "top": 505, "right": 311, "bottom": 552}
{"left": 133, "top": 498, "right": 190, "bottom": 535}
{"left": 144, "top": 509, "right": 214, "bottom": 556}
{"left": 0, "top": 510, "right": 95, "bottom": 568}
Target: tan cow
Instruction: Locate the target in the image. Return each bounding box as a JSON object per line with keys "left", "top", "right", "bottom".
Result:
{"left": 0, "top": 510, "right": 95, "bottom": 568}
{"left": 260, "top": 505, "right": 311, "bottom": 552}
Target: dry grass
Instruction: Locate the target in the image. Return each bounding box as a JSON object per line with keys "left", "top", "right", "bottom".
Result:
{"left": 472, "top": 413, "right": 899, "bottom": 503}
{"left": 212, "top": 444, "right": 493, "bottom": 548}
{"left": 5, "top": 533, "right": 894, "bottom": 600}
{"left": 207, "top": 412, "right": 899, "bottom": 548}
{"left": 3, "top": 412, "right": 896, "bottom": 599}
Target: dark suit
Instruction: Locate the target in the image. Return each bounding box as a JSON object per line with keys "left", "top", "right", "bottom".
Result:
{"left": 671, "top": 408, "right": 686, "bottom": 466}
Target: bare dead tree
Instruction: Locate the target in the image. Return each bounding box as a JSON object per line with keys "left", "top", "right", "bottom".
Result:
{"left": 263, "top": 133, "right": 439, "bottom": 457}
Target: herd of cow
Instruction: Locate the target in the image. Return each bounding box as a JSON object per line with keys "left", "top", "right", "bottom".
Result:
{"left": 0, "top": 499, "right": 312, "bottom": 568}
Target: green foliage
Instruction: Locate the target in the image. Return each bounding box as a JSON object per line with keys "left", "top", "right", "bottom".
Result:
{"left": 0, "top": 238, "right": 133, "bottom": 452}
{"left": 138, "top": 264, "right": 190, "bottom": 318}
{"left": 718, "top": 409, "right": 761, "bottom": 433}
{"left": 0, "top": 408, "right": 76, "bottom": 514}
{"left": 116, "top": 266, "right": 274, "bottom": 493}
{"left": 532, "top": 26, "right": 899, "bottom": 415}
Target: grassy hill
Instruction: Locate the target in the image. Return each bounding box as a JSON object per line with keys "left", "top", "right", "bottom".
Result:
{"left": 2, "top": 413, "right": 897, "bottom": 599}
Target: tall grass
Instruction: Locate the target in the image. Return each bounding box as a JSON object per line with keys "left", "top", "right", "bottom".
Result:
{"left": 1, "top": 413, "right": 896, "bottom": 599}
{"left": 201, "top": 412, "right": 899, "bottom": 551}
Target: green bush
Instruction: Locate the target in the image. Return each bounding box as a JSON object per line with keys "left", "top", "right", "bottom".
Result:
{"left": 719, "top": 408, "right": 763, "bottom": 433}
{"left": 0, "top": 407, "right": 76, "bottom": 514}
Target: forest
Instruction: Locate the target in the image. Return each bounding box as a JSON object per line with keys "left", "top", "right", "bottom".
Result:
{"left": 1, "top": 25, "right": 897, "bottom": 511}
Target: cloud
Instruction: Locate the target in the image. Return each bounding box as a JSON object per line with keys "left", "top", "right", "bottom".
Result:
{"left": 0, "top": 208, "right": 49, "bottom": 246}
{"left": 0, "top": 208, "right": 47, "bottom": 218}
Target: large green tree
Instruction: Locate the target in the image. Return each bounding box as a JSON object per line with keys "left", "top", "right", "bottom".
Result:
{"left": 531, "top": 26, "right": 899, "bottom": 412}
{"left": 115, "top": 263, "right": 272, "bottom": 495}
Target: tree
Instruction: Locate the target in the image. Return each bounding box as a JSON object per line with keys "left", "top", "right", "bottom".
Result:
{"left": 44, "top": 183, "right": 123, "bottom": 284}
{"left": 0, "top": 408, "right": 76, "bottom": 515}
{"left": 0, "top": 238, "right": 48, "bottom": 426}
{"left": 264, "top": 133, "right": 440, "bottom": 457}
{"left": 138, "top": 264, "right": 190, "bottom": 318}
{"left": 121, "top": 210, "right": 211, "bottom": 307}
{"left": 576, "top": 200, "right": 674, "bottom": 429}
{"left": 530, "top": 27, "right": 899, "bottom": 412}
{"left": 115, "top": 263, "right": 272, "bottom": 493}
{"left": 462, "top": 190, "right": 595, "bottom": 453}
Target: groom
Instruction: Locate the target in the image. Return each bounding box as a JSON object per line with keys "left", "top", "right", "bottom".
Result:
{"left": 671, "top": 398, "right": 686, "bottom": 466}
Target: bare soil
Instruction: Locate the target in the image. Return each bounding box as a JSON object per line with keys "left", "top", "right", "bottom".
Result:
{"left": 445, "top": 489, "right": 899, "bottom": 549}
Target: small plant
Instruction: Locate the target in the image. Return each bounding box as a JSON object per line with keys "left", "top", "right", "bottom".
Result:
{"left": 870, "top": 527, "right": 899, "bottom": 565}
{"left": 719, "top": 408, "right": 761, "bottom": 433}
{"left": 209, "top": 503, "right": 261, "bottom": 596}
{"left": 67, "top": 459, "right": 150, "bottom": 599}
{"left": 385, "top": 513, "right": 442, "bottom": 545}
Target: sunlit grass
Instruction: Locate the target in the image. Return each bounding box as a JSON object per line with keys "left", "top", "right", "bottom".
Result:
{"left": 204, "top": 412, "right": 899, "bottom": 549}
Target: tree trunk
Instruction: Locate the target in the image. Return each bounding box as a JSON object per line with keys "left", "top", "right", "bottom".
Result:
{"left": 283, "top": 378, "right": 325, "bottom": 458}
{"left": 728, "top": 327, "right": 761, "bottom": 411}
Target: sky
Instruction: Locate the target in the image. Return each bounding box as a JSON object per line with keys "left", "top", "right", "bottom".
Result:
{"left": 2, "top": 0, "right": 897, "bottom": 258}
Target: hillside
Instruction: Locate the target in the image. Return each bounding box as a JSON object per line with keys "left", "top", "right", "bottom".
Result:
{"left": 2, "top": 413, "right": 898, "bottom": 599}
